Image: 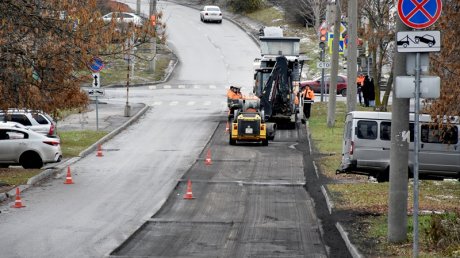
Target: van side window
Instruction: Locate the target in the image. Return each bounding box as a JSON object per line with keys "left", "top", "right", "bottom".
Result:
{"left": 356, "top": 120, "right": 377, "bottom": 139}
{"left": 421, "top": 124, "right": 458, "bottom": 144}
{"left": 380, "top": 122, "right": 391, "bottom": 140}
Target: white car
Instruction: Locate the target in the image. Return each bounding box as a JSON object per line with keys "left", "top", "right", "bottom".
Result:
{"left": 102, "top": 12, "right": 143, "bottom": 26}
{"left": 0, "top": 123, "right": 62, "bottom": 169}
{"left": 0, "top": 109, "right": 57, "bottom": 137}
{"left": 200, "top": 6, "right": 222, "bottom": 23}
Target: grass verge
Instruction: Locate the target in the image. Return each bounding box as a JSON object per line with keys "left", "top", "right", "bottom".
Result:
{"left": 308, "top": 101, "right": 460, "bottom": 256}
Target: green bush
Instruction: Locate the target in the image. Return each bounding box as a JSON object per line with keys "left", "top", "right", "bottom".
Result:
{"left": 229, "top": 0, "right": 262, "bottom": 13}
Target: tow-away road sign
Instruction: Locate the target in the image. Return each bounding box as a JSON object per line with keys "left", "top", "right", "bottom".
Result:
{"left": 84, "top": 88, "right": 105, "bottom": 97}
{"left": 397, "top": 31, "right": 441, "bottom": 52}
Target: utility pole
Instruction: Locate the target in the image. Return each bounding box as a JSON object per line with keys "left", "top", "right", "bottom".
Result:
{"left": 148, "top": 0, "right": 157, "bottom": 72}
{"left": 136, "top": 0, "right": 140, "bottom": 15}
{"left": 327, "top": 0, "right": 340, "bottom": 128}
{"left": 388, "top": 16, "right": 410, "bottom": 244}
{"left": 346, "top": 0, "right": 358, "bottom": 113}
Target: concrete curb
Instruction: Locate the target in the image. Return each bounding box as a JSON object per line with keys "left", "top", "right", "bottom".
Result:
{"left": 1, "top": 104, "right": 151, "bottom": 205}
{"left": 336, "top": 222, "right": 363, "bottom": 258}
{"left": 79, "top": 104, "right": 150, "bottom": 158}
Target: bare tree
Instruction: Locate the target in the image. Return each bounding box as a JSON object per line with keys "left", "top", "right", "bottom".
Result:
{"left": 359, "top": 0, "right": 395, "bottom": 110}
{"left": 279, "top": 0, "right": 328, "bottom": 28}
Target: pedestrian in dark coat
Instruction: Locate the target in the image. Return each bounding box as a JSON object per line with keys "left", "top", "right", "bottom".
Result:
{"left": 368, "top": 78, "right": 376, "bottom": 107}
{"left": 362, "top": 75, "right": 371, "bottom": 107}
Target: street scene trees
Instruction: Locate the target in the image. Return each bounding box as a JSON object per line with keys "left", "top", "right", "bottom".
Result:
{"left": 0, "top": 0, "right": 156, "bottom": 115}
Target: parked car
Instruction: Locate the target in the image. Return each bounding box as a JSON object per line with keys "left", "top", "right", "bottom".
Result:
{"left": 300, "top": 75, "right": 348, "bottom": 96}
{"left": 0, "top": 109, "right": 57, "bottom": 137}
{"left": 336, "top": 111, "right": 460, "bottom": 182}
{"left": 200, "top": 5, "right": 222, "bottom": 23}
{"left": 102, "top": 12, "right": 143, "bottom": 27}
{"left": 0, "top": 123, "right": 62, "bottom": 169}
{"left": 414, "top": 34, "right": 436, "bottom": 47}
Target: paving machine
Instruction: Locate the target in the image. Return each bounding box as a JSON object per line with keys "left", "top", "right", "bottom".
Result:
{"left": 228, "top": 98, "right": 274, "bottom": 146}
{"left": 253, "top": 28, "right": 308, "bottom": 129}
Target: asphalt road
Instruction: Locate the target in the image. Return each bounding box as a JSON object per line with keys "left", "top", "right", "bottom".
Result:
{"left": 0, "top": 2, "right": 259, "bottom": 257}
{"left": 0, "top": 2, "right": 352, "bottom": 257}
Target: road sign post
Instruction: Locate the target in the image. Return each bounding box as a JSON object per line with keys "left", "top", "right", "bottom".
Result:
{"left": 397, "top": 1, "right": 442, "bottom": 256}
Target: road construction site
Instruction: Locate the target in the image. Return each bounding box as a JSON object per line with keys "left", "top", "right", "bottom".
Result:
{"left": 111, "top": 121, "right": 349, "bottom": 257}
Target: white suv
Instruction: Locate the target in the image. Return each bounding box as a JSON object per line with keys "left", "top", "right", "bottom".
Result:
{"left": 0, "top": 123, "right": 62, "bottom": 169}
{"left": 0, "top": 109, "right": 57, "bottom": 137}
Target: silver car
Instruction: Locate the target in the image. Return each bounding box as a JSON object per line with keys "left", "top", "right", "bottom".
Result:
{"left": 200, "top": 5, "right": 222, "bottom": 23}
{"left": 0, "top": 123, "right": 62, "bottom": 169}
{"left": 0, "top": 109, "right": 57, "bottom": 137}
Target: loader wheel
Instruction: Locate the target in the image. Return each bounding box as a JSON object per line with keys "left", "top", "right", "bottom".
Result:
{"left": 229, "top": 132, "right": 236, "bottom": 145}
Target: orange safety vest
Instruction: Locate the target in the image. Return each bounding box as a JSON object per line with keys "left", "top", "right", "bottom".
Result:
{"left": 227, "top": 90, "right": 239, "bottom": 99}
{"left": 303, "top": 86, "right": 315, "bottom": 100}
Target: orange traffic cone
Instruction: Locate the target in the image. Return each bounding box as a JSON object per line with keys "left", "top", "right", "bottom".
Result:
{"left": 96, "top": 144, "right": 103, "bottom": 157}
{"left": 64, "top": 166, "right": 74, "bottom": 184}
{"left": 204, "top": 149, "right": 212, "bottom": 165}
{"left": 183, "top": 179, "right": 194, "bottom": 199}
{"left": 225, "top": 121, "right": 230, "bottom": 133}
{"left": 11, "top": 187, "right": 25, "bottom": 208}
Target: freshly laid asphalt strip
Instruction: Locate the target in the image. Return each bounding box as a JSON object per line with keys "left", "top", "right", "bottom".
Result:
{"left": 112, "top": 121, "right": 329, "bottom": 257}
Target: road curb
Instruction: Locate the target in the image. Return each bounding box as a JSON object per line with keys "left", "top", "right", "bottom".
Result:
{"left": 79, "top": 104, "right": 150, "bottom": 158}
{"left": 336, "top": 222, "right": 363, "bottom": 258}
{"left": 1, "top": 104, "right": 151, "bottom": 204}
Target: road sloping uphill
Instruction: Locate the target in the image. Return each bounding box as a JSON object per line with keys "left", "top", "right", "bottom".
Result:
{"left": 112, "top": 121, "right": 328, "bottom": 257}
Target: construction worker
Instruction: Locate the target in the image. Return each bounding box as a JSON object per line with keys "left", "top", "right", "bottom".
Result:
{"left": 227, "top": 86, "right": 239, "bottom": 100}
{"left": 356, "top": 74, "right": 365, "bottom": 105}
{"left": 235, "top": 87, "right": 243, "bottom": 99}
{"left": 301, "top": 85, "right": 315, "bottom": 120}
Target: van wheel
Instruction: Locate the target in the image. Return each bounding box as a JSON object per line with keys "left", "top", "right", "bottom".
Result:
{"left": 262, "top": 139, "right": 268, "bottom": 146}
{"left": 376, "top": 169, "right": 389, "bottom": 183}
{"left": 20, "top": 151, "right": 43, "bottom": 169}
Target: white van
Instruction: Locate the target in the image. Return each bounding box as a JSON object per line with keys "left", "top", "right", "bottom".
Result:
{"left": 336, "top": 111, "right": 460, "bottom": 182}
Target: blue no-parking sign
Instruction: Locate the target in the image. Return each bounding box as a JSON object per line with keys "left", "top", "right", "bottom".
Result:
{"left": 397, "top": 0, "right": 442, "bottom": 29}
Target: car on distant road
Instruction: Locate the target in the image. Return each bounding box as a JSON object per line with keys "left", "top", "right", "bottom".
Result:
{"left": 102, "top": 12, "right": 143, "bottom": 26}
{"left": 200, "top": 6, "right": 222, "bottom": 23}
{"left": 0, "top": 109, "right": 57, "bottom": 137}
{"left": 300, "top": 75, "right": 348, "bottom": 96}
{"left": 414, "top": 34, "right": 435, "bottom": 47}
{"left": 0, "top": 123, "right": 62, "bottom": 169}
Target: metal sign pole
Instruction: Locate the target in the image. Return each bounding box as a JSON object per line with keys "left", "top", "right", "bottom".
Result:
{"left": 320, "top": 48, "right": 325, "bottom": 102}
{"left": 96, "top": 96, "right": 99, "bottom": 131}
{"left": 412, "top": 51, "right": 421, "bottom": 258}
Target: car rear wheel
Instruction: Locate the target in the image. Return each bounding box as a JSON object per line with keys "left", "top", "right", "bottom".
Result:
{"left": 340, "top": 88, "right": 347, "bottom": 97}
{"left": 20, "top": 151, "right": 43, "bottom": 169}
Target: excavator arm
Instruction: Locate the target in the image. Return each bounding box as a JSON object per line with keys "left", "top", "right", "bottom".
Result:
{"left": 259, "top": 56, "right": 292, "bottom": 120}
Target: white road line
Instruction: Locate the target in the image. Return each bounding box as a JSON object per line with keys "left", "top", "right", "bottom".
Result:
{"left": 321, "top": 185, "right": 334, "bottom": 214}
{"left": 203, "top": 101, "right": 211, "bottom": 106}
{"left": 163, "top": 85, "right": 172, "bottom": 89}
{"left": 170, "top": 101, "right": 178, "bottom": 106}
{"left": 187, "top": 101, "right": 195, "bottom": 106}
{"left": 209, "top": 85, "right": 216, "bottom": 89}
{"left": 148, "top": 86, "right": 157, "bottom": 90}
{"left": 193, "top": 85, "right": 200, "bottom": 89}
{"left": 151, "top": 101, "right": 162, "bottom": 106}
{"left": 178, "top": 85, "right": 186, "bottom": 89}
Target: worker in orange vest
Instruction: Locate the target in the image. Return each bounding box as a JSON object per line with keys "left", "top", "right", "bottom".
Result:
{"left": 227, "top": 86, "right": 240, "bottom": 100}
{"left": 301, "top": 85, "right": 315, "bottom": 120}
{"left": 356, "top": 74, "right": 365, "bottom": 106}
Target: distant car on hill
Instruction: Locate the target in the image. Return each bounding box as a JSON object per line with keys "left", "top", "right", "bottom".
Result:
{"left": 200, "top": 6, "right": 222, "bottom": 23}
